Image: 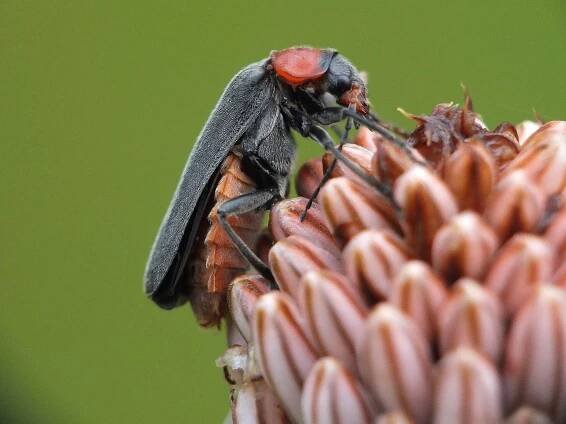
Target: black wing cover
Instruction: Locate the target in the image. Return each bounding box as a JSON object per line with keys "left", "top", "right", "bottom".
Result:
{"left": 144, "top": 60, "right": 275, "bottom": 308}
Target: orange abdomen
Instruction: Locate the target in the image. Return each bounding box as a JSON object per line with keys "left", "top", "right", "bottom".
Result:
{"left": 188, "top": 153, "right": 264, "bottom": 327}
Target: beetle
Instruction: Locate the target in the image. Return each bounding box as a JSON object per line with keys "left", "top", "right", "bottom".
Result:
{"left": 143, "top": 47, "right": 391, "bottom": 326}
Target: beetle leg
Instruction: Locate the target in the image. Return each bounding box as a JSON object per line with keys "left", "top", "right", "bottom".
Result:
{"left": 217, "top": 189, "right": 278, "bottom": 283}
{"left": 340, "top": 107, "right": 427, "bottom": 166}
{"left": 309, "top": 125, "right": 400, "bottom": 211}
{"left": 300, "top": 114, "right": 353, "bottom": 221}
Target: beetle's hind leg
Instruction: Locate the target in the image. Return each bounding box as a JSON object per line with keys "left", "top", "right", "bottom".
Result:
{"left": 217, "top": 189, "right": 278, "bottom": 284}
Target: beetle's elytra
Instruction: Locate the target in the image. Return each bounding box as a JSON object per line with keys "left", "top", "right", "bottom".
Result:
{"left": 144, "top": 46, "right": 371, "bottom": 326}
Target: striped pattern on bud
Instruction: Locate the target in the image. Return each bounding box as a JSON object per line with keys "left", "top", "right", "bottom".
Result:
{"left": 375, "top": 412, "right": 414, "bottom": 424}
{"left": 504, "top": 286, "right": 566, "bottom": 422}
{"left": 438, "top": 279, "right": 504, "bottom": 362}
{"left": 372, "top": 141, "right": 424, "bottom": 187}
{"left": 503, "top": 121, "right": 566, "bottom": 197}
{"left": 434, "top": 348, "right": 502, "bottom": 424}
{"left": 343, "top": 230, "right": 411, "bottom": 301}
{"left": 483, "top": 171, "right": 545, "bottom": 241}
{"left": 322, "top": 144, "right": 374, "bottom": 180}
{"left": 485, "top": 234, "right": 553, "bottom": 315}
{"left": 354, "top": 126, "right": 381, "bottom": 152}
{"left": 357, "top": 304, "right": 433, "bottom": 423}
{"left": 431, "top": 212, "right": 498, "bottom": 284}
{"left": 390, "top": 261, "right": 448, "bottom": 341}
{"left": 296, "top": 158, "right": 324, "bottom": 200}
{"left": 442, "top": 141, "right": 496, "bottom": 211}
{"left": 320, "top": 177, "right": 399, "bottom": 246}
{"left": 231, "top": 380, "right": 287, "bottom": 424}
{"left": 253, "top": 292, "right": 319, "bottom": 422}
{"left": 228, "top": 275, "right": 270, "bottom": 342}
{"left": 269, "top": 198, "right": 340, "bottom": 257}
{"left": 504, "top": 407, "right": 553, "bottom": 424}
{"left": 269, "top": 235, "right": 342, "bottom": 300}
{"left": 394, "top": 167, "right": 458, "bottom": 260}
{"left": 300, "top": 271, "right": 369, "bottom": 372}
{"left": 302, "top": 357, "right": 374, "bottom": 424}
{"left": 515, "top": 120, "right": 542, "bottom": 145}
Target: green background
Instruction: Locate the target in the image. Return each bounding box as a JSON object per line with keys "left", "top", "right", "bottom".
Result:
{"left": 1, "top": 0, "right": 565, "bottom": 422}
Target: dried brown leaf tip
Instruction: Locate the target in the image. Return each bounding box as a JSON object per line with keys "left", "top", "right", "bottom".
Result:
{"left": 214, "top": 94, "right": 565, "bottom": 422}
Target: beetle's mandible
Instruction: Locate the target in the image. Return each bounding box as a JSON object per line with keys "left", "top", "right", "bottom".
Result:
{"left": 144, "top": 46, "right": 382, "bottom": 326}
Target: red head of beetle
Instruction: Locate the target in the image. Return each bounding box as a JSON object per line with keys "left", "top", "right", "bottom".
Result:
{"left": 270, "top": 47, "right": 369, "bottom": 115}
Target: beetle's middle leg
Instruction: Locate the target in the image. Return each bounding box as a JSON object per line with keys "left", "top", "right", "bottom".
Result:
{"left": 217, "top": 188, "right": 278, "bottom": 283}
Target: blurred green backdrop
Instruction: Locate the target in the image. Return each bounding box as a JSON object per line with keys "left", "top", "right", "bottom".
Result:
{"left": 1, "top": 0, "right": 565, "bottom": 422}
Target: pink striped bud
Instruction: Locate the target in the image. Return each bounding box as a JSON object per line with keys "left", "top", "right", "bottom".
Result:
{"left": 354, "top": 126, "right": 381, "bottom": 152}
{"left": 228, "top": 275, "right": 270, "bottom": 342}
{"left": 543, "top": 205, "right": 566, "bottom": 270}
{"left": 484, "top": 171, "right": 545, "bottom": 241}
{"left": 504, "top": 121, "right": 566, "bottom": 197}
{"left": 375, "top": 412, "right": 414, "bottom": 424}
{"left": 296, "top": 158, "right": 324, "bottom": 200}
{"left": 322, "top": 143, "right": 374, "bottom": 180}
{"left": 390, "top": 261, "right": 448, "bottom": 341}
{"left": 516, "top": 120, "right": 542, "bottom": 145}
{"left": 431, "top": 212, "right": 498, "bottom": 283}
{"left": 231, "top": 380, "right": 287, "bottom": 424}
{"left": 505, "top": 407, "right": 553, "bottom": 424}
{"left": 394, "top": 167, "right": 458, "bottom": 260}
{"left": 504, "top": 286, "right": 566, "bottom": 422}
{"left": 372, "top": 141, "right": 424, "bottom": 187}
{"left": 269, "top": 235, "right": 343, "bottom": 300}
{"left": 434, "top": 348, "right": 503, "bottom": 424}
{"left": 438, "top": 278, "right": 504, "bottom": 362}
{"left": 300, "top": 271, "right": 369, "bottom": 372}
{"left": 302, "top": 357, "right": 375, "bottom": 424}
{"left": 320, "top": 177, "right": 400, "bottom": 246}
{"left": 269, "top": 197, "right": 340, "bottom": 257}
{"left": 357, "top": 304, "right": 433, "bottom": 423}
{"left": 253, "top": 292, "right": 319, "bottom": 422}
{"left": 485, "top": 234, "right": 553, "bottom": 315}
{"left": 442, "top": 141, "right": 496, "bottom": 212}
{"left": 343, "top": 230, "right": 411, "bottom": 301}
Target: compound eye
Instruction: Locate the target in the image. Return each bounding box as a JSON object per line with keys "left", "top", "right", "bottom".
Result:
{"left": 334, "top": 75, "right": 351, "bottom": 93}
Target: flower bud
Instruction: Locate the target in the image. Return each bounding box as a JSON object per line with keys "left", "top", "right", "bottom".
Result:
{"left": 231, "top": 380, "right": 287, "bottom": 424}
{"left": 375, "top": 412, "right": 414, "bottom": 424}
{"left": 320, "top": 177, "right": 399, "bottom": 246}
{"left": 483, "top": 171, "right": 545, "bottom": 241}
{"left": 389, "top": 261, "right": 448, "bottom": 341}
{"left": 228, "top": 275, "right": 271, "bottom": 342}
{"left": 269, "top": 235, "right": 343, "bottom": 300}
{"left": 516, "top": 120, "right": 542, "bottom": 145}
{"left": 302, "top": 358, "right": 375, "bottom": 424}
{"left": 434, "top": 348, "right": 502, "bottom": 424}
{"left": 300, "top": 271, "right": 369, "bottom": 371}
{"left": 253, "top": 292, "right": 319, "bottom": 422}
{"left": 322, "top": 143, "right": 374, "bottom": 180}
{"left": 431, "top": 212, "right": 498, "bottom": 283}
{"left": 505, "top": 407, "right": 553, "bottom": 424}
{"left": 343, "top": 230, "right": 411, "bottom": 301}
{"left": 504, "top": 286, "right": 566, "bottom": 422}
{"left": 357, "top": 304, "right": 433, "bottom": 423}
{"left": 485, "top": 234, "right": 553, "bottom": 315}
{"left": 504, "top": 121, "right": 566, "bottom": 197}
{"left": 473, "top": 133, "right": 520, "bottom": 169}
{"left": 442, "top": 141, "right": 496, "bottom": 212}
{"left": 255, "top": 229, "right": 273, "bottom": 266}
{"left": 438, "top": 279, "right": 504, "bottom": 362}
{"left": 269, "top": 197, "right": 340, "bottom": 257}
{"left": 394, "top": 167, "right": 458, "bottom": 260}
{"left": 372, "top": 140, "right": 424, "bottom": 187}
{"left": 296, "top": 158, "right": 324, "bottom": 200}
{"left": 354, "top": 126, "right": 381, "bottom": 152}
{"left": 543, "top": 205, "right": 566, "bottom": 269}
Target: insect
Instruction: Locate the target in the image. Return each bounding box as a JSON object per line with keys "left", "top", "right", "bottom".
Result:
{"left": 144, "top": 47, "right": 393, "bottom": 326}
